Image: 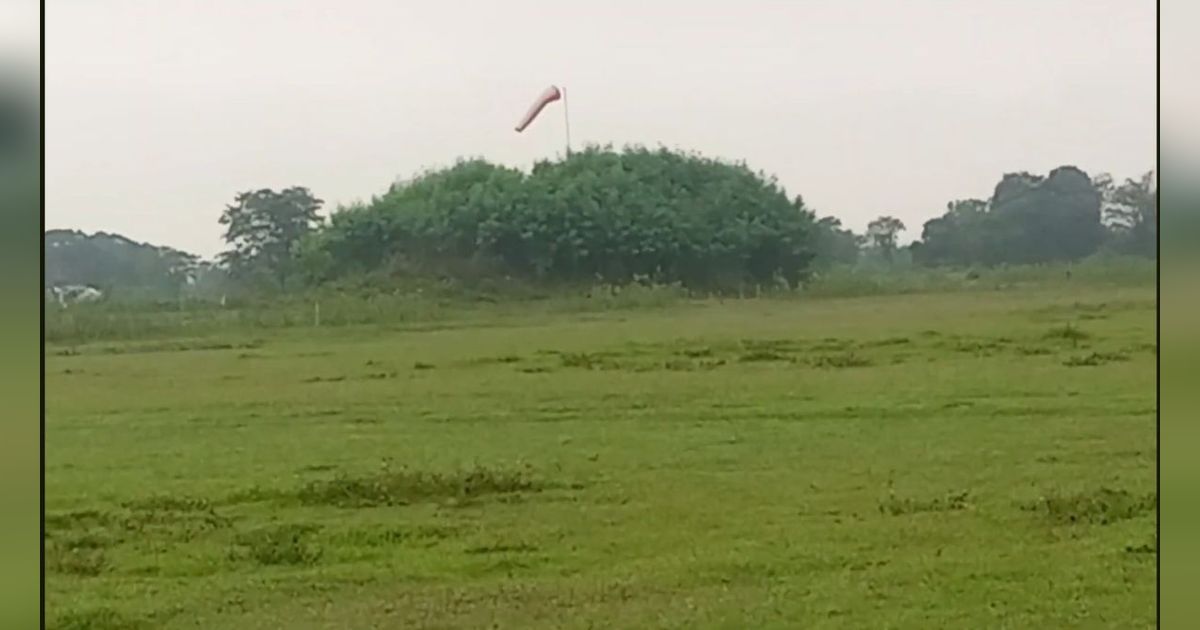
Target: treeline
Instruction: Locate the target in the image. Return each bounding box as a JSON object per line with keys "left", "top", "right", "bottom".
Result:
{"left": 44, "top": 230, "right": 214, "bottom": 299}
{"left": 46, "top": 146, "right": 1155, "bottom": 300}
{"left": 911, "top": 166, "right": 1156, "bottom": 266}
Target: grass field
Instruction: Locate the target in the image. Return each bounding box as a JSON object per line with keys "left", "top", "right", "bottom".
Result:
{"left": 45, "top": 284, "right": 1157, "bottom": 629}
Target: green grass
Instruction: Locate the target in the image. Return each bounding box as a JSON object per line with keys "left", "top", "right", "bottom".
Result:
{"left": 45, "top": 284, "right": 1156, "bottom": 628}
{"left": 44, "top": 256, "right": 1156, "bottom": 346}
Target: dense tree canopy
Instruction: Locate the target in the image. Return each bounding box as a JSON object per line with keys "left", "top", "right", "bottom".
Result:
{"left": 44, "top": 230, "right": 198, "bottom": 298}
{"left": 219, "top": 187, "right": 324, "bottom": 289}
{"left": 304, "top": 146, "right": 821, "bottom": 290}
{"left": 909, "top": 166, "right": 1139, "bottom": 267}
{"left": 810, "top": 214, "right": 863, "bottom": 269}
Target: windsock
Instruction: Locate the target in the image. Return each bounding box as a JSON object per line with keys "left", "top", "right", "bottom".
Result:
{"left": 515, "top": 85, "right": 562, "bottom": 133}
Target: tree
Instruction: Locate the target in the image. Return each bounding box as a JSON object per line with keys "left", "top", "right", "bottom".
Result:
{"left": 911, "top": 199, "right": 991, "bottom": 267}
{"left": 218, "top": 187, "right": 323, "bottom": 289}
{"left": 312, "top": 147, "right": 820, "bottom": 291}
{"left": 910, "top": 166, "right": 1110, "bottom": 267}
{"left": 1097, "top": 170, "right": 1156, "bottom": 258}
{"left": 810, "top": 214, "right": 863, "bottom": 268}
{"left": 985, "top": 166, "right": 1102, "bottom": 264}
{"left": 44, "top": 229, "right": 199, "bottom": 299}
{"left": 866, "top": 216, "right": 906, "bottom": 263}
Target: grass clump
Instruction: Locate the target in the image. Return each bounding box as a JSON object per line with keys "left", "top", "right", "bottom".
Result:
{"left": 1125, "top": 538, "right": 1157, "bottom": 555}
{"left": 662, "top": 359, "right": 697, "bottom": 371}
{"left": 45, "top": 509, "right": 113, "bottom": 533}
{"left": 296, "top": 464, "right": 542, "bottom": 508}
{"left": 861, "top": 336, "right": 911, "bottom": 348}
{"left": 116, "top": 496, "right": 231, "bottom": 540}
{"left": 1024, "top": 488, "right": 1156, "bottom": 525}
{"left": 879, "top": 490, "right": 971, "bottom": 516}
{"left": 50, "top": 608, "right": 147, "bottom": 630}
{"left": 952, "top": 339, "right": 1008, "bottom": 354}
{"left": 738, "top": 349, "right": 792, "bottom": 363}
{"left": 810, "top": 352, "right": 873, "bottom": 369}
{"left": 231, "top": 523, "right": 322, "bottom": 566}
{"left": 741, "top": 338, "right": 801, "bottom": 353}
{"left": 45, "top": 497, "right": 232, "bottom": 550}
{"left": 558, "top": 352, "right": 609, "bottom": 369}
{"left": 335, "top": 524, "right": 460, "bottom": 548}
{"left": 1044, "top": 324, "right": 1091, "bottom": 345}
{"left": 120, "top": 495, "right": 214, "bottom": 512}
{"left": 1062, "top": 352, "right": 1131, "bottom": 367}
{"left": 471, "top": 354, "right": 523, "bottom": 366}
{"left": 465, "top": 541, "right": 539, "bottom": 555}
{"left": 46, "top": 535, "right": 109, "bottom": 577}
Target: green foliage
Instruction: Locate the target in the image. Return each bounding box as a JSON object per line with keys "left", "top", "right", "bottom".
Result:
{"left": 866, "top": 216, "right": 905, "bottom": 263}
{"left": 47, "top": 157, "right": 1155, "bottom": 302}
{"left": 231, "top": 524, "right": 323, "bottom": 566}
{"left": 50, "top": 608, "right": 147, "bottom": 630}
{"left": 810, "top": 215, "right": 862, "bottom": 269}
{"left": 218, "top": 187, "right": 324, "bottom": 289}
{"left": 1024, "top": 488, "right": 1156, "bottom": 525}
{"left": 1095, "top": 171, "right": 1157, "bottom": 258}
{"left": 911, "top": 166, "right": 1117, "bottom": 267}
{"left": 910, "top": 199, "right": 992, "bottom": 266}
{"left": 295, "top": 465, "right": 540, "bottom": 508}
{"left": 312, "top": 147, "right": 818, "bottom": 291}
{"left": 44, "top": 230, "right": 198, "bottom": 299}
{"left": 803, "top": 255, "right": 1152, "bottom": 299}
{"left": 878, "top": 490, "right": 971, "bottom": 516}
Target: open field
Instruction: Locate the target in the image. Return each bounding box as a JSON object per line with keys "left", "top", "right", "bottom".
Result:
{"left": 45, "top": 285, "right": 1156, "bottom": 629}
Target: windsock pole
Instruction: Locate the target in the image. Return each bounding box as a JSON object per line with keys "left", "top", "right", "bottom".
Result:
{"left": 562, "top": 86, "right": 572, "bottom": 157}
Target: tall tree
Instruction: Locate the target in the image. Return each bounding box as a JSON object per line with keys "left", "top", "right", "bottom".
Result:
{"left": 866, "top": 216, "right": 906, "bottom": 263}
{"left": 911, "top": 199, "right": 991, "bottom": 267}
{"left": 911, "top": 165, "right": 1110, "bottom": 267}
{"left": 987, "top": 166, "right": 1103, "bottom": 263}
{"left": 1097, "top": 171, "right": 1156, "bottom": 257}
{"left": 811, "top": 214, "right": 863, "bottom": 268}
{"left": 218, "top": 187, "right": 323, "bottom": 289}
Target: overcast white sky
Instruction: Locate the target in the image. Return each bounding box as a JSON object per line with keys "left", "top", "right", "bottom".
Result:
{"left": 46, "top": 0, "right": 1155, "bottom": 258}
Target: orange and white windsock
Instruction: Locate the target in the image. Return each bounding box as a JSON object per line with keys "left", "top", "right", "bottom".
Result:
{"left": 515, "top": 85, "right": 562, "bottom": 133}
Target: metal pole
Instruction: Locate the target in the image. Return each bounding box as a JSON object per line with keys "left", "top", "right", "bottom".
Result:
{"left": 562, "top": 85, "right": 572, "bottom": 157}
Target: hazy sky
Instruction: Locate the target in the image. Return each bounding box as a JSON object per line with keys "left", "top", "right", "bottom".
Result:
{"left": 47, "top": 0, "right": 1155, "bottom": 258}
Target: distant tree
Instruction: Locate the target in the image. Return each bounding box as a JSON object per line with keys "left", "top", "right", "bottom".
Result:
{"left": 911, "top": 165, "right": 1110, "bottom": 267}
{"left": 988, "top": 166, "right": 1103, "bottom": 263}
{"left": 866, "top": 216, "right": 906, "bottom": 263}
{"left": 44, "top": 230, "right": 199, "bottom": 299}
{"left": 911, "top": 199, "right": 991, "bottom": 267}
{"left": 810, "top": 212, "right": 863, "bottom": 269}
{"left": 1096, "top": 171, "right": 1156, "bottom": 258}
{"left": 218, "top": 187, "right": 324, "bottom": 290}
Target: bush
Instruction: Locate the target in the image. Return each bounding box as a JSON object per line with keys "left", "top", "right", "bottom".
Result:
{"left": 310, "top": 146, "right": 819, "bottom": 290}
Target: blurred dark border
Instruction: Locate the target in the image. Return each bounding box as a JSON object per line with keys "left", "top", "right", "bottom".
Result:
{"left": 1160, "top": 0, "right": 1200, "bottom": 627}
{"left": 0, "top": 2, "right": 42, "bottom": 626}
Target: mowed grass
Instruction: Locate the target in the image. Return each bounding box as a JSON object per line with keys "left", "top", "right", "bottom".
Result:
{"left": 45, "top": 286, "right": 1157, "bottom": 629}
